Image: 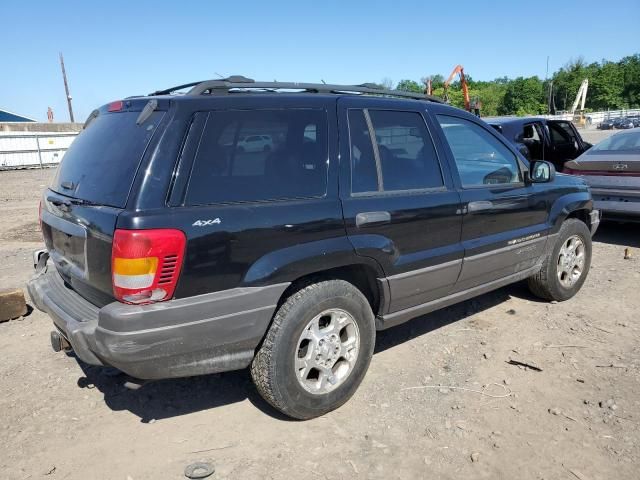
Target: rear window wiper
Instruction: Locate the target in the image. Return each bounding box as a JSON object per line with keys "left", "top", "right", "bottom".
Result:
{"left": 68, "top": 198, "right": 102, "bottom": 206}
{"left": 48, "top": 196, "right": 101, "bottom": 207}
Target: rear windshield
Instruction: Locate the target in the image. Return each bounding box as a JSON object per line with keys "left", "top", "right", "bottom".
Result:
{"left": 51, "top": 110, "right": 164, "bottom": 208}
{"left": 589, "top": 131, "right": 640, "bottom": 153}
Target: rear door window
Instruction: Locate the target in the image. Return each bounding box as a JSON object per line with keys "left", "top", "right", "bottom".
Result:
{"left": 347, "top": 109, "right": 443, "bottom": 193}
{"left": 51, "top": 110, "right": 164, "bottom": 208}
{"left": 185, "top": 109, "right": 327, "bottom": 205}
{"left": 369, "top": 110, "right": 443, "bottom": 191}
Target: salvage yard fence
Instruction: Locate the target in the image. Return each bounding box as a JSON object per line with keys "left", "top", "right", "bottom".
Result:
{"left": 543, "top": 108, "right": 640, "bottom": 125}
{"left": 0, "top": 132, "right": 78, "bottom": 169}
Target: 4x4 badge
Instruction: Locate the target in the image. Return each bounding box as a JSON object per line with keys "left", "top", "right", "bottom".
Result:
{"left": 192, "top": 218, "right": 221, "bottom": 226}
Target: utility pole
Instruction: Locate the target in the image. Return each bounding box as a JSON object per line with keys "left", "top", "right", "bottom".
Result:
{"left": 59, "top": 52, "right": 75, "bottom": 123}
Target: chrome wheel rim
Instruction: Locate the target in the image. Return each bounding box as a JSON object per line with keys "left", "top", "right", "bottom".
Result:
{"left": 295, "top": 308, "right": 360, "bottom": 395}
{"left": 557, "top": 234, "right": 586, "bottom": 288}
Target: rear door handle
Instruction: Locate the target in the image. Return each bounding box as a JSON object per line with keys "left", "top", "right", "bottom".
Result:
{"left": 356, "top": 211, "right": 391, "bottom": 227}
{"left": 467, "top": 201, "right": 493, "bottom": 213}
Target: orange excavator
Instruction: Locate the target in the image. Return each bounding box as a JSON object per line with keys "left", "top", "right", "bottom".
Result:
{"left": 425, "top": 64, "right": 481, "bottom": 116}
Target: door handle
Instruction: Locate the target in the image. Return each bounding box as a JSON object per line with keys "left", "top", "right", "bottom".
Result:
{"left": 467, "top": 201, "right": 493, "bottom": 213}
{"left": 356, "top": 211, "right": 391, "bottom": 227}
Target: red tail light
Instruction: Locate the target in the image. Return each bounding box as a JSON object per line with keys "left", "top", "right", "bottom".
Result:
{"left": 107, "top": 100, "right": 124, "bottom": 112}
{"left": 564, "top": 167, "right": 640, "bottom": 177}
{"left": 111, "top": 229, "right": 186, "bottom": 304}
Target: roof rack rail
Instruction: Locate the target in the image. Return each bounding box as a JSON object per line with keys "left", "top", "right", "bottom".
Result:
{"left": 151, "top": 76, "right": 443, "bottom": 103}
{"left": 149, "top": 80, "right": 206, "bottom": 96}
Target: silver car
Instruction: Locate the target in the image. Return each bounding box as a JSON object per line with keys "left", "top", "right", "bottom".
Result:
{"left": 564, "top": 129, "right": 640, "bottom": 221}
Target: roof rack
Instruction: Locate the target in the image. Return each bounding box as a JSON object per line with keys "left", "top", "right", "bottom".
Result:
{"left": 151, "top": 76, "right": 443, "bottom": 103}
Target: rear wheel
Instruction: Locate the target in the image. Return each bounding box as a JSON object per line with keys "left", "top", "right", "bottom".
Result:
{"left": 251, "top": 280, "right": 375, "bottom": 420}
{"left": 528, "top": 218, "right": 592, "bottom": 301}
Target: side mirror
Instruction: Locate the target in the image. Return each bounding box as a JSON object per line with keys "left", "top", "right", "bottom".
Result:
{"left": 530, "top": 160, "right": 555, "bottom": 183}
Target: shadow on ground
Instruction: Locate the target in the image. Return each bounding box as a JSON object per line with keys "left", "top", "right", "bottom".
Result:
{"left": 593, "top": 221, "right": 640, "bottom": 248}
{"left": 72, "top": 281, "right": 532, "bottom": 422}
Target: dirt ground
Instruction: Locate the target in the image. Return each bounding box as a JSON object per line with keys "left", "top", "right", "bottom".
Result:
{"left": 1, "top": 128, "right": 639, "bottom": 480}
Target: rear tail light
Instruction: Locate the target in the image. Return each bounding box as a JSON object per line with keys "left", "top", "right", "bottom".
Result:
{"left": 111, "top": 229, "right": 186, "bottom": 304}
{"left": 564, "top": 167, "right": 639, "bottom": 177}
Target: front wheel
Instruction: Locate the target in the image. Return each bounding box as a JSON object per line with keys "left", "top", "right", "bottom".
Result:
{"left": 528, "top": 218, "right": 592, "bottom": 301}
{"left": 251, "top": 280, "right": 375, "bottom": 420}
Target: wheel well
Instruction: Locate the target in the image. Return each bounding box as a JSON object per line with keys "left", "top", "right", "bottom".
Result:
{"left": 277, "top": 264, "right": 383, "bottom": 316}
{"left": 566, "top": 208, "right": 590, "bottom": 227}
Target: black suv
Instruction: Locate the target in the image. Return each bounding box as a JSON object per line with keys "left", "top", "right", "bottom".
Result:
{"left": 28, "top": 77, "right": 600, "bottom": 419}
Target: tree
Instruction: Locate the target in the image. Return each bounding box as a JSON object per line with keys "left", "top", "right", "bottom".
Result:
{"left": 380, "top": 77, "right": 394, "bottom": 90}
{"left": 395, "top": 79, "right": 423, "bottom": 93}
{"left": 499, "top": 76, "right": 545, "bottom": 115}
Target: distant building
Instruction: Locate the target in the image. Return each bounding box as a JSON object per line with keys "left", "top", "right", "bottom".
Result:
{"left": 0, "top": 108, "right": 36, "bottom": 122}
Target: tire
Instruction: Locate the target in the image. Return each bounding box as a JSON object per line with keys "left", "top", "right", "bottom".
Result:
{"left": 251, "top": 280, "right": 376, "bottom": 420}
{"left": 263, "top": 144, "right": 271, "bottom": 152}
{"left": 528, "top": 218, "right": 592, "bottom": 301}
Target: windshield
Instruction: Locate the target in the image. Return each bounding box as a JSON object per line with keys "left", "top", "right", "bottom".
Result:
{"left": 589, "top": 130, "right": 640, "bottom": 154}
{"left": 51, "top": 110, "right": 164, "bottom": 208}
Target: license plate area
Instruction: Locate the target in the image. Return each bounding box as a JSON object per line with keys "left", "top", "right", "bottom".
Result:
{"left": 42, "top": 210, "right": 88, "bottom": 279}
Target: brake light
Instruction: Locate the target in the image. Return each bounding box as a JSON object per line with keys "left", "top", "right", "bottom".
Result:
{"left": 111, "top": 229, "right": 186, "bottom": 304}
{"left": 564, "top": 167, "right": 639, "bottom": 177}
{"left": 107, "top": 100, "right": 124, "bottom": 112}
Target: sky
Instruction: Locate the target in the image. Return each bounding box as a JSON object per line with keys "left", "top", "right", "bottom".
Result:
{"left": 3, "top": 0, "right": 639, "bottom": 122}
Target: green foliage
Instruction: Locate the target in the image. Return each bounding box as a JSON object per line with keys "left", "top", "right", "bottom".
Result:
{"left": 499, "top": 77, "right": 546, "bottom": 115}
{"left": 396, "top": 79, "right": 424, "bottom": 93}
{"left": 385, "top": 53, "right": 640, "bottom": 116}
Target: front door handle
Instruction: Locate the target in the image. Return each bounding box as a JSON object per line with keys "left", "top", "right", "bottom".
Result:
{"left": 356, "top": 211, "right": 391, "bottom": 227}
{"left": 467, "top": 201, "right": 493, "bottom": 213}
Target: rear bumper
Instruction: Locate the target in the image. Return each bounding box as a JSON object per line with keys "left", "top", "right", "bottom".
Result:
{"left": 591, "top": 188, "right": 640, "bottom": 220}
{"left": 27, "top": 260, "right": 288, "bottom": 379}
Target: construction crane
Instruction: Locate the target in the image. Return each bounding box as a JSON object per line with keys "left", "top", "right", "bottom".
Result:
{"left": 571, "top": 79, "right": 589, "bottom": 127}
{"left": 427, "top": 65, "right": 480, "bottom": 116}
{"left": 570, "top": 79, "right": 589, "bottom": 115}
{"left": 443, "top": 65, "right": 470, "bottom": 110}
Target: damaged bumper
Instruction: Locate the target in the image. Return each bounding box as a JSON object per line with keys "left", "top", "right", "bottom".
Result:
{"left": 589, "top": 209, "right": 601, "bottom": 235}
{"left": 27, "top": 257, "right": 288, "bottom": 380}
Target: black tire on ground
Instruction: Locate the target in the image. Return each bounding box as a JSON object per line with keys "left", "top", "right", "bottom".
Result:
{"left": 250, "top": 279, "right": 376, "bottom": 420}
{"left": 528, "top": 218, "right": 592, "bottom": 301}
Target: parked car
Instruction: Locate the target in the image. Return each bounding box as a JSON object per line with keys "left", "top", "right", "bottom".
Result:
{"left": 28, "top": 78, "right": 600, "bottom": 420}
{"left": 630, "top": 117, "right": 640, "bottom": 128}
{"left": 236, "top": 134, "right": 273, "bottom": 152}
{"left": 564, "top": 128, "right": 640, "bottom": 221}
{"left": 486, "top": 117, "right": 592, "bottom": 171}
{"left": 614, "top": 117, "right": 635, "bottom": 129}
{"left": 599, "top": 118, "right": 615, "bottom": 130}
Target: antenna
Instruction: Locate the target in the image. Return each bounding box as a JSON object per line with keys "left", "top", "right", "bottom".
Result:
{"left": 59, "top": 53, "right": 75, "bottom": 122}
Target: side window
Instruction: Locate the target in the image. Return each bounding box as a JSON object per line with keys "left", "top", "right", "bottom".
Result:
{"left": 368, "top": 110, "right": 444, "bottom": 191}
{"left": 348, "top": 110, "right": 379, "bottom": 193}
{"left": 348, "top": 109, "right": 443, "bottom": 194}
{"left": 185, "top": 109, "right": 327, "bottom": 205}
{"left": 548, "top": 122, "right": 572, "bottom": 144}
{"left": 436, "top": 115, "right": 522, "bottom": 187}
